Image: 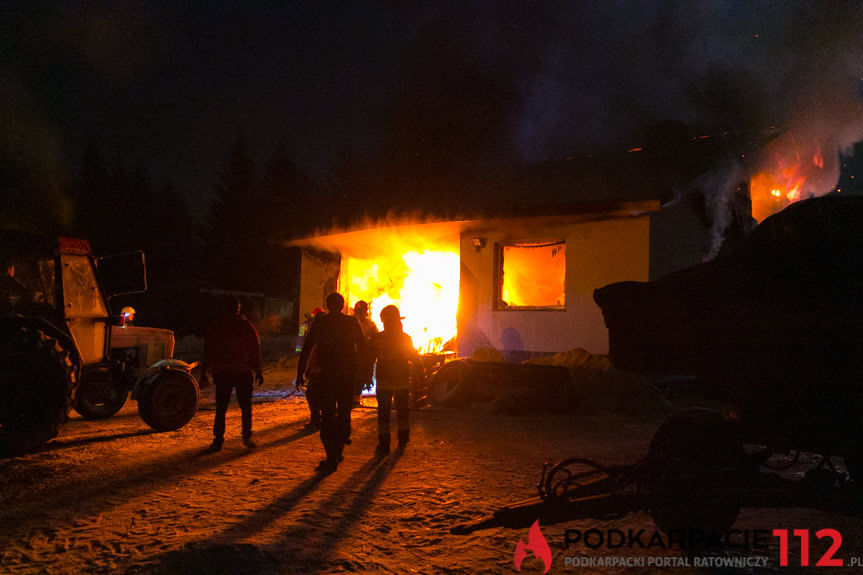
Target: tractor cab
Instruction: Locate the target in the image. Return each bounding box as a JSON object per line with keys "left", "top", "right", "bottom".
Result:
{"left": 0, "top": 231, "right": 199, "bottom": 456}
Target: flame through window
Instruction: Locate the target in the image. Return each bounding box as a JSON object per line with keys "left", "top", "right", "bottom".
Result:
{"left": 497, "top": 241, "right": 565, "bottom": 309}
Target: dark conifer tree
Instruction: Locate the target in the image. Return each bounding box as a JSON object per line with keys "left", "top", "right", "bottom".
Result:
{"left": 0, "top": 80, "right": 74, "bottom": 234}
{"left": 105, "top": 158, "right": 140, "bottom": 251}
{"left": 260, "top": 145, "right": 319, "bottom": 240}
{"left": 249, "top": 146, "right": 321, "bottom": 297}
{"left": 151, "top": 181, "right": 198, "bottom": 285}
{"left": 124, "top": 176, "right": 198, "bottom": 288}
{"left": 72, "top": 141, "right": 111, "bottom": 243}
{"left": 199, "top": 134, "right": 260, "bottom": 291}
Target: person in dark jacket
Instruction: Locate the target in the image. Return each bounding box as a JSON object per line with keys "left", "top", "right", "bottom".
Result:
{"left": 200, "top": 296, "right": 264, "bottom": 452}
{"left": 369, "top": 305, "right": 424, "bottom": 456}
{"left": 296, "top": 292, "right": 367, "bottom": 473}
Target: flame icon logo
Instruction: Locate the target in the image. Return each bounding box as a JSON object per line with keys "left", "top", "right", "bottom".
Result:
{"left": 514, "top": 519, "right": 552, "bottom": 573}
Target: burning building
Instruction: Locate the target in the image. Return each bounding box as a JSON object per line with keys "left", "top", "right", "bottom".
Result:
{"left": 290, "top": 123, "right": 859, "bottom": 365}
{"left": 292, "top": 200, "right": 657, "bottom": 360}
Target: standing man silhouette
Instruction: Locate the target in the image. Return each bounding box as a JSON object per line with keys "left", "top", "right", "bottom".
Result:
{"left": 200, "top": 296, "right": 263, "bottom": 451}
{"left": 296, "top": 292, "right": 366, "bottom": 473}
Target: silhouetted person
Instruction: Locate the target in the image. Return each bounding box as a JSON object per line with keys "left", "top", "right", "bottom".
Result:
{"left": 370, "top": 305, "right": 424, "bottom": 456}
{"left": 200, "top": 296, "right": 263, "bottom": 451}
{"left": 0, "top": 260, "right": 34, "bottom": 311}
{"left": 296, "top": 292, "right": 366, "bottom": 473}
{"left": 352, "top": 300, "right": 378, "bottom": 407}
{"left": 296, "top": 307, "right": 325, "bottom": 430}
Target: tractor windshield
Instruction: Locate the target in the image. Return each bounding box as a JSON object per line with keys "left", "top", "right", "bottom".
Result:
{"left": 0, "top": 249, "right": 56, "bottom": 313}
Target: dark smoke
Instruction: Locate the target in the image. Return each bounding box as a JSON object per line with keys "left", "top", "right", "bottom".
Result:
{"left": 2, "top": 2, "right": 862, "bottom": 223}
{"left": 505, "top": 2, "right": 863, "bottom": 159}
{"left": 0, "top": 70, "right": 74, "bottom": 232}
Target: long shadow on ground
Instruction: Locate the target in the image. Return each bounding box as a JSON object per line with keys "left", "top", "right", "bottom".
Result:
{"left": 0, "top": 417, "right": 315, "bottom": 537}
{"left": 130, "top": 453, "right": 400, "bottom": 574}
{"left": 43, "top": 429, "right": 157, "bottom": 451}
{"left": 287, "top": 448, "right": 404, "bottom": 570}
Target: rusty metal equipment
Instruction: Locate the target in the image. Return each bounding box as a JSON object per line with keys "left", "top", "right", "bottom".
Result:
{"left": 453, "top": 408, "right": 863, "bottom": 535}
{"left": 594, "top": 195, "right": 863, "bottom": 463}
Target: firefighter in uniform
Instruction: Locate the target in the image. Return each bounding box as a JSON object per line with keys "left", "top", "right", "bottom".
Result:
{"left": 296, "top": 307, "right": 325, "bottom": 429}
{"left": 295, "top": 308, "right": 324, "bottom": 354}
{"left": 296, "top": 292, "right": 367, "bottom": 473}
{"left": 352, "top": 300, "right": 378, "bottom": 405}
{"left": 370, "top": 304, "right": 425, "bottom": 456}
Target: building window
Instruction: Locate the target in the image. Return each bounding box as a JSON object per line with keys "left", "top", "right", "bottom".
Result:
{"left": 495, "top": 241, "right": 566, "bottom": 310}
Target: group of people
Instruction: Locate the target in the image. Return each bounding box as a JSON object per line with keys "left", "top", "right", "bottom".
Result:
{"left": 199, "top": 292, "right": 425, "bottom": 474}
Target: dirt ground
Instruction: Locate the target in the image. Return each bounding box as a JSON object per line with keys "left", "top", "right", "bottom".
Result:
{"left": 3, "top": 358, "right": 863, "bottom": 573}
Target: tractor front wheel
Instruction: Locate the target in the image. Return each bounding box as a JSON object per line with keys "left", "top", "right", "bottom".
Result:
{"left": 137, "top": 371, "right": 199, "bottom": 431}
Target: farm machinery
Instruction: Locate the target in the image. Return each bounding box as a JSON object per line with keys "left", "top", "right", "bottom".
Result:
{"left": 0, "top": 231, "right": 199, "bottom": 457}
{"left": 453, "top": 194, "right": 863, "bottom": 535}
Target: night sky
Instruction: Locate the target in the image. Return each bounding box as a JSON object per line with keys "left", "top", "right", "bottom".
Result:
{"left": 3, "top": 2, "right": 863, "bottom": 218}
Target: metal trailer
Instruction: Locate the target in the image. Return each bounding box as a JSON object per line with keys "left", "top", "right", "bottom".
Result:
{"left": 454, "top": 195, "right": 863, "bottom": 535}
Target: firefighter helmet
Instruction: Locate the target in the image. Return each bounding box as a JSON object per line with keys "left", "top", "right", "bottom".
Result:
{"left": 305, "top": 307, "right": 325, "bottom": 319}
{"left": 380, "top": 305, "right": 404, "bottom": 323}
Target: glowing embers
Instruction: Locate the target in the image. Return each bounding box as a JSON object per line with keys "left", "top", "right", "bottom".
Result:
{"left": 497, "top": 241, "right": 565, "bottom": 309}
{"left": 342, "top": 249, "right": 460, "bottom": 354}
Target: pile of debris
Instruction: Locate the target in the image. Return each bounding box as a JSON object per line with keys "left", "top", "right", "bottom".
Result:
{"left": 522, "top": 348, "right": 669, "bottom": 416}
{"left": 431, "top": 347, "right": 669, "bottom": 417}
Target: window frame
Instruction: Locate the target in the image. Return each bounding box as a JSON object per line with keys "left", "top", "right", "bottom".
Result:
{"left": 493, "top": 240, "right": 567, "bottom": 311}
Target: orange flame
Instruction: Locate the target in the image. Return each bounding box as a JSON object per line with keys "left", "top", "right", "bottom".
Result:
{"left": 500, "top": 242, "right": 565, "bottom": 307}
{"left": 297, "top": 221, "right": 462, "bottom": 354}
{"left": 343, "top": 248, "right": 460, "bottom": 353}
{"left": 749, "top": 137, "right": 826, "bottom": 222}
{"left": 813, "top": 149, "right": 824, "bottom": 169}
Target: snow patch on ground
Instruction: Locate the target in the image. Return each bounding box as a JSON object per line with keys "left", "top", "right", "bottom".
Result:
{"left": 2, "top": 361, "right": 861, "bottom": 573}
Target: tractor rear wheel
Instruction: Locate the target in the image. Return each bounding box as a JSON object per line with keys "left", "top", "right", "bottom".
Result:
{"left": 138, "top": 371, "right": 199, "bottom": 431}
{"left": 0, "top": 322, "right": 76, "bottom": 457}
{"left": 642, "top": 408, "right": 746, "bottom": 538}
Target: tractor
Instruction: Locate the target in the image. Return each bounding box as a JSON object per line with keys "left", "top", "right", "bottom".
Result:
{"left": 0, "top": 230, "right": 200, "bottom": 457}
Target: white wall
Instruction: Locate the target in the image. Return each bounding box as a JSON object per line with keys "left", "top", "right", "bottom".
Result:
{"left": 458, "top": 214, "right": 651, "bottom": 357}
{"left": 298, "top": 250, "right": 340, "bottom": 320}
